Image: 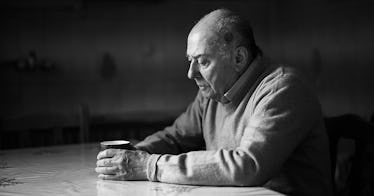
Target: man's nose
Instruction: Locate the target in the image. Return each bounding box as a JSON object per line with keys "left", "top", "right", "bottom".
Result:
{"left": 187, "top": 61, "right": 200, "bottom": 79}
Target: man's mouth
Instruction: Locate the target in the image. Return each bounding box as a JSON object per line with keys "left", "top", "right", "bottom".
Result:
{"left": 196, "top": 83, "right": 208, "bottom": 88}
{"left": 195, "top": 80, "right": 209, "bottom": 89}
{"left": 197, "top": 85, "right": 209, "bottom": 91}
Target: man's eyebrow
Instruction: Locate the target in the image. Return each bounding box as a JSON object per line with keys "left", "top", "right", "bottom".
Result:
{"left": 186, "top": 54, "right": 208, "bottom": 59}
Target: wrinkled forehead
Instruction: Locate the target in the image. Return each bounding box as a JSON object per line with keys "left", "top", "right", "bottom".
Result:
{"left": 186, "top": 28, "right": 220, "bottom": 57}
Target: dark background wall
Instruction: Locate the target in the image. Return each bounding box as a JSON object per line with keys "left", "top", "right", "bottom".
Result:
{"left": 1, "top": 0, "right": 373, "bottom": 148}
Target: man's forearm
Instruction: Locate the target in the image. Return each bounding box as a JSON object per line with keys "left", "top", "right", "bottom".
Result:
{"left": 145, "top": 149, "right": 268, "bottom": 186}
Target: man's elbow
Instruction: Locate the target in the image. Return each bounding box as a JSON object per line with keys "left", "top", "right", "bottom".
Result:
{"left": 226, "top": 161, "right": 266, "bottom": 186}
{"left": 229, "top": 168, "right": 265, "bottom": 187}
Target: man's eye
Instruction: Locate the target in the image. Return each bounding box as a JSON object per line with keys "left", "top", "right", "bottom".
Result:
{"left": 198, "top": 59, "right": 210, "bottom": 67}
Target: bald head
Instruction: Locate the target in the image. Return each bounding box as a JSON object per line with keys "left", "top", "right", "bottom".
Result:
{"left": 191, "top": 9, "right": 232, "bottom": 33}
{"left": 189, "top": 8, "right": 259, "bottom": 61}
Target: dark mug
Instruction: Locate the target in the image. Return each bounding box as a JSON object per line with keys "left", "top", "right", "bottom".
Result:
{"left": 100, "top": 140, "right": 135, "bottom": 150}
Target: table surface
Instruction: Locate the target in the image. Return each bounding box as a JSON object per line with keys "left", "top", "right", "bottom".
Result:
{"left": 0, "top": 143, "right": 284, "bottom": 196}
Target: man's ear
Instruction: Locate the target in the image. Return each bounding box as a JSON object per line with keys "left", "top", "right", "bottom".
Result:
{"left": 234, "top": 46, "right": 250, "bottom": 73}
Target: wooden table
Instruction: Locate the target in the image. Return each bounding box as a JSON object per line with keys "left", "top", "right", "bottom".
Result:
{"left": 0, "top": 143, "right": 284, "bottom": 196}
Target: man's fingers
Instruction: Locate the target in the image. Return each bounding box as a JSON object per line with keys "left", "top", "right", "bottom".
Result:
{"left": 95, "top": 166, "right": 118, "bottom": 175}
{"left": 97, "top": 149, "right": 120, "bottom": 160}
{"left": 96, "top": 158, "right": 113, "bottom": 167}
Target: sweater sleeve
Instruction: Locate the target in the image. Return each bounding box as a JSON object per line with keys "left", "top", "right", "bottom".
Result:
{"left": 146, "top": 74, "right": 322, "bottom": 186}
{"left": 135, "top": 91, "right": 205, "bottom": 155}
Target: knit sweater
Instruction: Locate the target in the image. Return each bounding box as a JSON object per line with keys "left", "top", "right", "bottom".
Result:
{"left": 135, "top": 57, "right": 333, "bottom": 196}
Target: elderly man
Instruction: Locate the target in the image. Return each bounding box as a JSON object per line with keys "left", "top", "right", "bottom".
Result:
{"left": 96, "top": 9, "right": 332, "bottom": 196}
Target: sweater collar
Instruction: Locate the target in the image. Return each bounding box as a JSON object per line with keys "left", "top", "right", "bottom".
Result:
{"left": 221, "top": 54, "right": 265, "bottom": 104}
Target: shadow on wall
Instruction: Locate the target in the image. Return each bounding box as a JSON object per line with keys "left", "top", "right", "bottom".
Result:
{"left": 99, "top": 53, "right": 117, "bottom": 81}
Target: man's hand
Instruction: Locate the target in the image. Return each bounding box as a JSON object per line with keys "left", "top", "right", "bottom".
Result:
{"left": 95, "top": 149, "right": 150, "bottom": 181}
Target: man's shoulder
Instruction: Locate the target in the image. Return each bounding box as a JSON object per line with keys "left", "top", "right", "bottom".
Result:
{"left": 260, "top": 64, "right": 311, "bottom": 91}
{"left": 264, "top": 64, "right": 300, "bottom": 81}
{"left": 251, "top": 63, "right": 318, "bottom": 108}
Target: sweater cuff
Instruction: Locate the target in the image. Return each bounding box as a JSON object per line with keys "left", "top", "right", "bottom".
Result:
{"left": 146, "top": 154, "right": 162, "bottom": 182}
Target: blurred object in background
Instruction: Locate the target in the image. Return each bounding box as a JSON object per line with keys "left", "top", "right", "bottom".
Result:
{"left": 325, "top": 114, "right": 374, "bottom": 196}
{"left": 0, "top": 50, "right": 56, "bottom": 72}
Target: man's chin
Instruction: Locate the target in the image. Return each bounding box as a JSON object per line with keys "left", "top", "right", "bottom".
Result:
{"left": 200, "top": 89, "right": 212, "bottom": 98}
{"left": 200, "top": 89, "right": 220, "bottom": 101}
